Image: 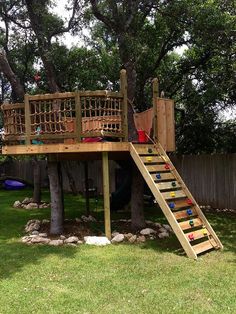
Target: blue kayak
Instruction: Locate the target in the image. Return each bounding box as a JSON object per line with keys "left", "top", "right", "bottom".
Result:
{"left": 4, "top": 180, "right": 26, "bottom": 190}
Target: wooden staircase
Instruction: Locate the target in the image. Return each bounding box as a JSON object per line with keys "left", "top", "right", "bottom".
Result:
{"left": 130, "top": 142, "right": 223, "bottom": 259}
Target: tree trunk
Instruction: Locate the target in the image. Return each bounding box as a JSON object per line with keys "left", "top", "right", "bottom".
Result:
{"left": 63, "top": 161, "right": 77, "bottom": 196}
{"left": 0, "top": 51, "right": 24, "bottom": 102}
{"left": 32, "top": 157, "right": 41, "bottom": 204}
{"left": 131, "top": 162, "right": 146, "bottom": 232}
{"left": 48, "top": 160, "right": 64, "bottom": 235}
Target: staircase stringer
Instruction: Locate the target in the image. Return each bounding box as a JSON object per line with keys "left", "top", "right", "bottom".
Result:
{"left": 130, "top": 143, "right": 197, "bottom": 259}
{"left": 154, "top": 142, "right": 223, "bottom": 250}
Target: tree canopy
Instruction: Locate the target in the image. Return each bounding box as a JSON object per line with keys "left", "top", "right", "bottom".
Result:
{"left": 0, "top": 0, "right": 235, "bottom": 153}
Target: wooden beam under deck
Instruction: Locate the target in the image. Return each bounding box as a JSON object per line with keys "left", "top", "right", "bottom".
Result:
{"left": 2, "top": 142, "right": 130, "bottom": 155}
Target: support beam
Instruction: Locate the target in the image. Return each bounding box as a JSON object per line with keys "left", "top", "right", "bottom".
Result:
{"left": 102, "top": 152, "right": 111, "bottom": 239}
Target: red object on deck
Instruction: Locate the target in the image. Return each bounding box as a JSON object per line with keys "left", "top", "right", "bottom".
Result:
{"left": 82, "top": 137, "right": 103, "bottom": 142}
{"left": 138, "top": 130, "right": 147, "bottom": 143}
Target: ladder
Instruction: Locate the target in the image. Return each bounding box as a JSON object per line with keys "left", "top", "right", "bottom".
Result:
{"left": 130, "top": 142, "right": 223, "bottom": 259}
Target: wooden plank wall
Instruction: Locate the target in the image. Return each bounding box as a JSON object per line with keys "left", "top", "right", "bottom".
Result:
{"left": 170, "top": 154, "right": 236, "bottom": 209}
{"left": 1, "top": 154, "right": 235, "bottom": 209}
{"left": 156, "top": 98, "right": 175, "bottom": 151}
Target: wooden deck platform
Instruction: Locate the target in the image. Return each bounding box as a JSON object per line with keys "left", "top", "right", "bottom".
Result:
{"left": 1, "top": 142, "right": 131, "bottom": 159}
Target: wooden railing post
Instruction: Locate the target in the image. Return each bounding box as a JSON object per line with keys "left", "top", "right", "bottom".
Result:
{"left": 24, "top": 94, "right": 31, "bottom": 145}
{"left": 120, "top": 69, "right": 128, "bottom": 141}
{"left": 75, "top": 92, "right": 82, "bottom": 142}
{"left": 152, "top": 78, "right": 159, "bottom": 142}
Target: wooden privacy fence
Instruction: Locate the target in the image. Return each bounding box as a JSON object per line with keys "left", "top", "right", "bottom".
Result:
{"left": 1, "top": 154, "right": 235, "bottom": 209}
{"left": 170, "top": 154, "right": 236, "bottom": 209}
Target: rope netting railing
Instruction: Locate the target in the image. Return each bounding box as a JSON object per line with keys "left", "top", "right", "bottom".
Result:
{"left": 1, "top": 90, "right": 126, "bottom": 145}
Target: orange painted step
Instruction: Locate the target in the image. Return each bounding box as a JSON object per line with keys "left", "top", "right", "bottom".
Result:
{"left": 185, "top": 229, "right": 209, "bottom": 241}
{"left": 192, "top": 239, "right": 217, "bottom": 255}
{"left": 179, "top": 218, "right": 203, "bottom": 231}
{"left": 173, "top": 208, "right": 197, "bottom": 220}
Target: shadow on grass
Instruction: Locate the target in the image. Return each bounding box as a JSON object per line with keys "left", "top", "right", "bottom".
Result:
{"left": 0, "top": 242, "right": 78, "bottom": 280}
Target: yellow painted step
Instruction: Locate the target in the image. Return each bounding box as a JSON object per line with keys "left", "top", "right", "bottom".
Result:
{"left": 141, "top": 156, "right": 164, "bottom": 163}
{"left": 162, "top": 190, "right": 186, "bottom": 200}
{"left": 192, "top": 239, "right": 217, "bottom": 255}
{"left": 179, "top": 218, "right": 203, "bottom": 231}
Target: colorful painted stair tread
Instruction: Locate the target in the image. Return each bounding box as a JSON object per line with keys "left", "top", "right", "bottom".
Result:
{"left": 164, "top": 163, "right": 170, "bottom": 170}
{"left": 146, "top": 156, "right": 153, "bottom": 162}
{"left": 156, "top": 173, "right": 161, "bottom": 179}
{"left": 202, "top": 228, "right": 208, "bottom": 236}
{"left": 170, "top": 191, "right": 175, "bottom": 197}
{"left": 188, "top": 233, "right": 195, "bottom": 241}
{"left": 148, "top": 148, "right": 153, "bottom": 154}
{"left": 187, "top": 198, "right": 193, "bottom": 205}
{"left": 189, "top": 219, "right": 194, "bottom": 227}
{"left": 171, "top": 181, "right": 177, "bottom": 187}
{"left": 168, "top": 202, "right": 175, "bottom": 209}
{"left": 187, "top": 209, "right": 193, "bottom": 215}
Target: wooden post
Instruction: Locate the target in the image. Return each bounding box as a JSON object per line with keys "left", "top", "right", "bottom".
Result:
{"left": 84, "top": 161, "right": 90, "bottom": 215}
{"left": 152, "top": 78, "right": 159, "bottom": 142}
{"left": 102, "top": 152, "right": 111, "bottom": 239}
{"left": 120, "top": 69, "right": 128, "bottom": 141}
{"left": 24, "top": 94, "right": 31, "bottom": 145}
{"left": 75, "top": 92, "right": 82, "bottom": 142}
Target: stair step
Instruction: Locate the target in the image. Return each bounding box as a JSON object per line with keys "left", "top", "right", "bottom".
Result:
{"left": 151, "top": 173, "right": 175, "bottom": 181}
{"left": 173, "top": 208, "right": 197, "bottom": 220}
{"left": 192, "top": 239, "right": 217, "bottom": 255}
{"left": 141, "top": 156, "right": 164, "bottom": 163}
{"left": 156, "top": 181, "right": 180, "bottom": 190}
{"left": 167, "top": 199, "right": 194, "bottom": 210}
{"left": 146, "top": 164, "right": 172, "bottom": 172}
{"left": 133, "top": 144, "right": 157, "bottom": 155}
{"left": 162, "top": 190, "right": 186, "bottom": 200}
{"left": 179, "top": 218, "right": 203, "bottom": 231}
{"left": 185, "top": 229, "right": 209, "bottom": 241}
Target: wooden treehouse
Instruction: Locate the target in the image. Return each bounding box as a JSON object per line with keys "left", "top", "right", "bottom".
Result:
{"left": 1, "top": 70, "right": 223, "bottom": 259}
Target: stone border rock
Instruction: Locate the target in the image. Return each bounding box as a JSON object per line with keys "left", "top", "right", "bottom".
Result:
{"left": 13, "top": 197, "right": 50, "bottom": 210}
{"left": 22, "top": 217, "right": 173, "bottom": 246}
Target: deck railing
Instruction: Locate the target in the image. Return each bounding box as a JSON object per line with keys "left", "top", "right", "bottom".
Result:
{"left": 1, "top": 70, "right": 128, "bottom": 145}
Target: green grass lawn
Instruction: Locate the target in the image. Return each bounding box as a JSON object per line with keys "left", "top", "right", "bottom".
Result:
{"left": 0, "top": 188, "right": 235, "bottom": 314}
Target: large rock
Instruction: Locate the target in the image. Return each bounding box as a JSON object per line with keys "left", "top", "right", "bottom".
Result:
{"left": 22, "top": 197, "right": 33, "bottom": 204}
{"left": 30, "top": 236, "right": 50, "bottom": 244}
{"left": 38, "top": 233, "right": 48, "bottom": 238}
{"left": 13, "top": 201, "right": 21, "bottom": 208}
{"left": 137, "top": 235, "right": 146, "bottom": 243}
{"left": 111, "top": 231, "right": 120, "bottom": 238}
{"left": 25, "top": 203, "right": 38, "bottom": 210}
{"left": 21, "top": 236, "right": 31, "bottom": 243}
{"left": 64, "top": 236, "right": 79, "bottom": 244}
{"left": 81, "top": 215, "right": 97, "bottom": 222}
{"left": 154, "top": 222, "right": 162, "bottom": 228}
{"left": 42, "top": 219, "right": 50, "bottom": 224}
{"left": 124, "top": 233, "right": 133, "bottom": 240}
{"left": 128, "top": 235, "right": 137, "bottom": 243}
{"left": 84, "top": 236, "right": 110, "bottom": 246}
{"left": 140, "top": 228, "right": 156, "bottom": 236}
{"left": 49, "top": 239, "right": 64, "bottom": 246}
{"left": 158, "top": 231, "right": 170, "bottom": 238}
{"left": 162, "top": 224, "right": 173, "bottom": 233}
{"left": 25, "top": 219, "right": 41, "bottom": 233}
{"left": 31, "top": 230, "right": 39, "bottom": 235}
{"left": 111, "top": 233, "right": 125, "bottom": 243}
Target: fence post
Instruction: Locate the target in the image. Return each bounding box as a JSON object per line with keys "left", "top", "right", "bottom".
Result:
{"left": 24, "top": 94, "right": 31, "bottom": 145}
{"left": 152, "top": 78, "right": 159, "bottom": 142}
{"left": 75, "top": 92, "right": 82, "bottom": 142}
{"left": 120, "top": 69, "right": 128, "bottom": 141}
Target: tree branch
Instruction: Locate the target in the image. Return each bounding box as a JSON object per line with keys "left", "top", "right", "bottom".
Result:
{"left": 89, "top": 0, "right": 117, "bottom": 31}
